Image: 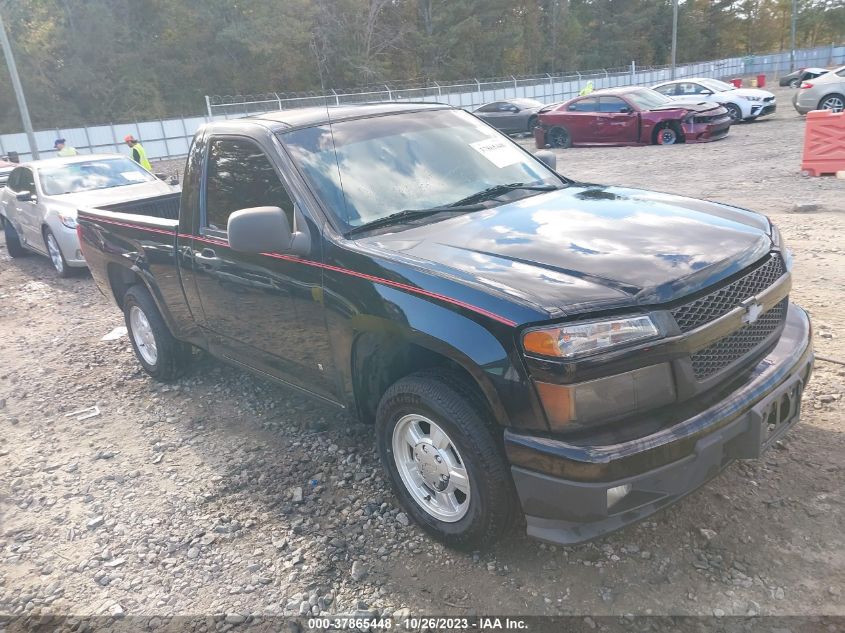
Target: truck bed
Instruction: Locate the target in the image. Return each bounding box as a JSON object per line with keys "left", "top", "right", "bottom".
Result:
{"left": 95, "top": 191, "right": 181, "bottom": 220}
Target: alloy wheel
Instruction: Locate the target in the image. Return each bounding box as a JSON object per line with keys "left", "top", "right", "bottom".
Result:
{"left": 391, "top": 413, "right": 471, "bottom": 522}
{"left": 130, "top": 305, "right": 158, "bottom": 365}
{"left": 46, "top": 232, "right": 64, "bottom": 274}
{"left": 820, "top": 96, "right": 844, "bottom": 112}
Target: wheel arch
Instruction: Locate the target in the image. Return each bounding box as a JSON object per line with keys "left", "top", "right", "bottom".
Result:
{"left": 106, "top": 262, "right": 183, "bottom": 338}
{"left": 349, "top": 324, "right": 512, "bottom": 430}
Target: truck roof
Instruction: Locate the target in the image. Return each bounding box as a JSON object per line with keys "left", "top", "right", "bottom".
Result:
{"left": 248, "top": 102, "right": 451, "bottom": 130}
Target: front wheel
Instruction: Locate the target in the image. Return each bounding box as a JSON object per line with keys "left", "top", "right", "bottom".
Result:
{"left": 526, "top": 115, "right": 538, "bottom": 133}
{"left": 724, "top": 103, "right": 743, "bottom": 122}
{"left": 654, "top": 124, "right": 681, "bottom": 145}
{"left": 376, "top": 372, "right": 517, "bottom": 549}
{"left": 123, "top": 284, "right": 191, "bottom": 381}
{"left": 789, "top": 78, "right": 800, "bottom": 89}
{"left": 43, "top": 227, "right": 72, "bottom": 277}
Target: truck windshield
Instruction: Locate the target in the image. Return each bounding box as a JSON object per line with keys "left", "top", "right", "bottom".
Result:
{"left": 39, "top": 158, "right": 156, "bottom": 195}
{"left": 280, "top": 109, "right": 561, "bottom": 231}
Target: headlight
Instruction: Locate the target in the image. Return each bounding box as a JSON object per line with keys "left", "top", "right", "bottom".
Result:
{"left": 523, "top": 315, "right": 659, "bottom": 359}
{"left": 59, "top": 214, "right": 77, "bottom": 229}
{"left": 743, "top": 96, "right": 762, "bottom": 101}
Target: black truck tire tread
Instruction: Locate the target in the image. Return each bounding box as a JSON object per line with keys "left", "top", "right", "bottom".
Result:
{"left": 376, "top": 370, "right": 518, "bottom": 549}
{"left": 123, "top": 284, "right": 191, "bottom": 382}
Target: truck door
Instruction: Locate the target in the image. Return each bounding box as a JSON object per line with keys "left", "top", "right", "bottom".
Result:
{"left": 189, "top": 134, "right": 339, "bottom": 403}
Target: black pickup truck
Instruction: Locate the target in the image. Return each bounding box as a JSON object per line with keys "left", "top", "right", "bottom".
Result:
{"left": 78, "top": 103, "right": 813, "bottom": 548}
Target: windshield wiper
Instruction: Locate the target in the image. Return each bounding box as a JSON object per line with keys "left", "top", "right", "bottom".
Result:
{"left": 449, "top": 182, "right": 559, "bottom": 207}
{"left": 345, "top": 204, "right": 484, "bottom": 237}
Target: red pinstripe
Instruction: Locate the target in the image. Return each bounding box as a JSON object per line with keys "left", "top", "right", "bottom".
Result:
{"left": 82, "top": 215, "right": 517, "bottom": 327}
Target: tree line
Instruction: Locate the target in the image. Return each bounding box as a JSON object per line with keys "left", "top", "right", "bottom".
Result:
{"left": 0, "top": 0, "right": 843, "bottom": 133}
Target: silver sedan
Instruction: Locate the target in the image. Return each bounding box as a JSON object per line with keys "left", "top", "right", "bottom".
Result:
{"left": 792, "top": 66, "right": 845, "bottom": 114}
{"left": 1, "top": 154, "right": 174, "bottom": 276}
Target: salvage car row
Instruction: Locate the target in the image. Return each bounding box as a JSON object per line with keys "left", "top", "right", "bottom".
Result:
{"left": 475, "top": 66, "right": 845, "bottom": 148}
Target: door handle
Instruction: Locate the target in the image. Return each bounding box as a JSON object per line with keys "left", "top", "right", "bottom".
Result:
{"left": 195, "top": 248, "right": 221, "bottom": 268}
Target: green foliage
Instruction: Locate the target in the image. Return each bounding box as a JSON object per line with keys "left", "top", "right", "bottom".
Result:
{"left": 0, "top": 0, "right": 842, "bottom": 131}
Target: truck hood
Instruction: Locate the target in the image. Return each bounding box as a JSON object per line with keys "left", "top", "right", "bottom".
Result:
{"left": 361, "top": 185, "right": 773, "bottom": 317}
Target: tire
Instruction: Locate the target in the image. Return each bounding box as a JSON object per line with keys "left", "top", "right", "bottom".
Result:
{"left": 526, "top": 115, "right": 538, "bottom": 133}
{"left": 376, "top": 371, "right": 517, "bottom": 549}
{"left": 818, "top": 94, "right": 845, "bottom": 113}
{"left": 789, "top": 78, "right": 800, "bottom": 89}
{"left": 724, "top": 103, "right": 743, "bottom": 122}
{"left": 654, "top": 123, "right": 681, "bottom": 145}
{"left": 4, "top": 218, "right": 28, "bottom": 258}
{"left": 43, "top": 227, "right": 73, "bottom": 277}
{"left": 547, "top": 126, "right": 572, "bottom": 149}
{"left": 123, "top": 284, "right": 191, "bottom": 382}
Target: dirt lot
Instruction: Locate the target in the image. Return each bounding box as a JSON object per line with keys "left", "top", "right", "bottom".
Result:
{"left": 1, "top": 86, "right": 844, "bottom": 627}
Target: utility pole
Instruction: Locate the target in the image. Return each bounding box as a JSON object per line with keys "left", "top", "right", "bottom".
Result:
{"left": 790, "top": 0, "right": 797, "bottom": 71}
{"left": 0, "top": 9, "right": 39, "bottom": 159}
{"left": 670, "top": 0, "right": 679, "bottom": 80}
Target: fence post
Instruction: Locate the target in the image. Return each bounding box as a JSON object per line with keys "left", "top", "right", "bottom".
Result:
{"left": 631, "top": 60, "right": 636, "bottom": 79}
{"left": 511, "top": 75, "right": 517, "bottom": 90}
{"left": 384, "top": 84, "right": 392, "bottom": 101}
{"left": 546, "top": 73, "right": 553, "bottom": 102}
{"left": 434, "top": 81, "right": 441, "bottom": 97}
{"left": 82, "top": 124, "right": 93, "bottom": 155}
{"left": 331, "top": 89, "right": 339, "bottom": 106}
{"left": 160, "top": 120, "right": 170, "bottom": 160}
{"left": 205, "top": 95, "right": 212, "bottom": 118}
{"left": 274, "top": 92, "right": 282, "bottom": 111}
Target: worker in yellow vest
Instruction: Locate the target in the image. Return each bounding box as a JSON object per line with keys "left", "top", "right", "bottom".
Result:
{"left": 124, "top": 135, "right": 152, "bottom": 171}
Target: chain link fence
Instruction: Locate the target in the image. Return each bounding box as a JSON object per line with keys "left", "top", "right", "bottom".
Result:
{"left": 2, "top": 44, "right": 842, "bottom": 163}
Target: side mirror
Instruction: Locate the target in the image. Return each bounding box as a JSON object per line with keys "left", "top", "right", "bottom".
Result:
{"left": 227, "top": 206, "right": 310, "bottom": 256}
{"left": 619, "top": 106, "right": 632, "bottom": 114}
{"left": 16, "top": 190, "right": 35, "bottom": 202}
{"left": 700, "top": 89, "right": 713, "bottom": 95}
{"left": 535, "top": 150, "right": 557, "bottom": 171}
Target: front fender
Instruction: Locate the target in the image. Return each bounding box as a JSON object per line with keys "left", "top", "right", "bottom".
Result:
{"left": 331, "top": 282, "right": 547, "bottom": 432}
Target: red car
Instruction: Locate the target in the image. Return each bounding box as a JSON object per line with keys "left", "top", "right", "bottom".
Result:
{"left": 534, "top": 87, "right": 732, "bottom": 148}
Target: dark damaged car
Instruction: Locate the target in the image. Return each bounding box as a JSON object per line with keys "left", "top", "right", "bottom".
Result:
{"left": 535, "top": 87, "right": 733, "bottom": 148}
{"left": 77, "top": 103, "right": 812, "bottom": 548}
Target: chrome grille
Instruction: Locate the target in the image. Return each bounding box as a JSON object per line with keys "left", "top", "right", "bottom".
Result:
{"left": 671, "top": 254, "right": 786, "bottom": 333}
{"left": 691, "top": 299, "right": 787, "bottom": 380}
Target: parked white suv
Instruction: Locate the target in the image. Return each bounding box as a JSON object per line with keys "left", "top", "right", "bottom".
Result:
{"left": 652, "top": 78, "right": 777, "bottom": 122}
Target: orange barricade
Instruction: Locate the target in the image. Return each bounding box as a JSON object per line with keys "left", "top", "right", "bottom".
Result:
{"left": 801, "top": 110, "right": 845, "bottom": 176}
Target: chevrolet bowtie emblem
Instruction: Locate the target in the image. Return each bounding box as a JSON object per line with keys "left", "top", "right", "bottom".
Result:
{"left": 742, "top": 302, "right": 763, "bottom": 325}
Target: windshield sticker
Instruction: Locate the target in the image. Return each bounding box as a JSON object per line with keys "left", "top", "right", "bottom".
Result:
{"left": 469, "top": 139, "right": 524, "bottom": 168}
{"left": 120, "top": 171, "right": 146, "bottom": 182}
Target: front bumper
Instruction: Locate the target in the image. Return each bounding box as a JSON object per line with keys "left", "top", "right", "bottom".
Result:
{"left": 505, "top": 303, "right": 813, "bottom": 545}
{"left": 749, "top": 102, "right": 777, "bottom": 118}
{"left": 53, "top": 222, "right": 87, "bottom": 267}
{"left": 682, "top": 116, "right": 732, "bottom": 142}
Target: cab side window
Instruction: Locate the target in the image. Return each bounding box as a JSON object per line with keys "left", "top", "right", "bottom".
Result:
{"left": 12, "top": 168, "right": 35, "bottom": 194}
{"left": 203, "top": 137, "right": 295, "bottom": 235}
{"left": 569, "top": 97, "right": 599, "bottom": 112}
{"left": 653, "top": 84, "right": 676, "bottom": 96}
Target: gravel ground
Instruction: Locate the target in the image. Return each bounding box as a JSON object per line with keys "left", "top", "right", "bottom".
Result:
{"left": 1, "top": 86, "right": 844, "bottom": 628}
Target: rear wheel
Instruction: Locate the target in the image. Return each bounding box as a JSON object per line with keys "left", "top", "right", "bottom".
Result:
{"left": 547, "top": 126, "right": 572, "bottom": 148}
{"left": 789, "top": 78, "right": 801, "bottom": 89}
{"left": 3, "top": 219, "right": 28, "bottom": 258}
{"left": 123, "top": 284, "right": 191, "bottom": 381}
{"left": 819, "top": 94, "right": 845, "bottom": 113}
{"left": 724, "top": 103, "right": 743, "bottom": 122}
{"left": 43, "top": 227, "right": 72, "bottom": 277}
{"left": 376, "top": 372, "right": 517, "bottom": 549}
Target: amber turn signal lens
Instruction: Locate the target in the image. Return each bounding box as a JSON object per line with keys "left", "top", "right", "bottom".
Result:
{"left": 523, "top": 330, "right": 559, "bottom": 356}
{"left": 534, "top": 381, "right": 574, "bottom": 426}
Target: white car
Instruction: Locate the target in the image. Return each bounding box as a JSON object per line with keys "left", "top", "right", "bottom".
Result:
{"left": 1, "top": 154, "right": 174, "bottom": 276}
{"left": 651, "top": 78, "right": 777, "bottom": 122}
